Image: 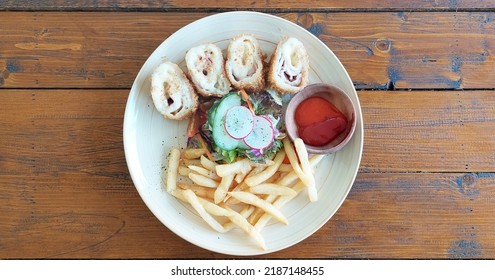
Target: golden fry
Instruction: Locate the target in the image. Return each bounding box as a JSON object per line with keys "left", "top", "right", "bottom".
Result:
{"left": 282, "top": 138, "right": 312, "bottom": 188}
{"left": 188, "top": 165, "right": 220, "bottom": 180}
{"left": 294, "top": 138, "right": 317, "bottom": 202}
{"left": 167, "top": 139, "right": 327, "bottom": 251}
{"left": 255, "top": 155, "right": 326, "bottom": 231}
{"left": 199, "top": 198, "right": 266, "bottom": 250}
{"left": 177, "top": 182, "right": 215, "bottom": 200}
{"left": 214, "top": 174, "right": 234, "bottom": 204}
{"left": 278, "top": 163, "right": 293, "bottom": 173}
{"left": 181, "top": 158, "right": 201, "bottom": 167}
{"left": 234, "top": 171, "right": 249, "bottom": 184}
{"left": 178, "top": 166, "right": 191, "bottom": 176}
{"left": 244, "top": 151, "right": 285, "bottom": 187}
{"left": 166, "top": 148, "right": 181, "bottom": 193}
{"left": 182, "top": 189, "right": 226, "bottom": 233}
{"left": 228, "top": 191, "right": 288, "bottom": 225}
{"left": 200, "top": 155, "right": 217, "bottom": 171}
{"left": 216, "top": 158, "right": 252, "bottom": 177}
{"left": 188, "top": 172, "right": 219, "bottom": 188}
{"left": 249, "top": 183, "right": 297, "bottom": 196}
{"left": 182, "top": 148, "right": 207, "bottom": 159}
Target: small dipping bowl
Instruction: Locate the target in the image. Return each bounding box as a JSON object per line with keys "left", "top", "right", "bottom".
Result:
{"left": 285, "top": 83, "right": 357, "bottom": 154}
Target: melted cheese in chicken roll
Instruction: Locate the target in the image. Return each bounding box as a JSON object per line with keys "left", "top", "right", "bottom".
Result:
{"left": 225, "top": 34, "right": 265, "bottom": 92}
{"left": 150, "top": 61, "right": 198, "bottom": 120}
{"left": 267, "top": 37, "right": 309, "bottom": 94}
{"left": 185, "top": 43, "right": 231, "bottom": 97}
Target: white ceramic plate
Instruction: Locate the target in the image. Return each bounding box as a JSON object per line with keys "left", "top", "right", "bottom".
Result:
{"left": 123, "top": 11, "right": 363, "bottom": 256}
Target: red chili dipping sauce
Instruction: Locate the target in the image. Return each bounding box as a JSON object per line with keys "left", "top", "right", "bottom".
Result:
{"left": 294, "top": 96, "right": 348, "bottom": 146}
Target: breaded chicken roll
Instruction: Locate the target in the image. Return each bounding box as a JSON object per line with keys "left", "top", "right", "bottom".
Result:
{"left": 267, "top": 37, "right": 309, "bottom": 94}
{"left": 225, "top": 34, "right": 265, "bottom": 92}
{"left": 150, "top": 61, "right": 198, "bottom": 120}
{"left": 185, "top": 43, "right": 231, "bottom": 97}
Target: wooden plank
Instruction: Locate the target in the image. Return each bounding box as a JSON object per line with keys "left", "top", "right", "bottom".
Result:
{"left": 1, "top": 89, "right": 495, "bottom": 258}
{"left": 0, "top": 90, "right": 127, "bottom": 176}
{"left": 359, "top": 90, "right": 495, "bottom": 173}
{"left": 0, "top": 12, "right": 494, "bottom": 89}
{"left": 0, "top": 0, "right": 494, "bottom": 11}
{"left": 2, "top": 171, "right": 495, "bottom": 258}
{"left": 287, "top": 12, "right": 495, "bottom": 90}
{"left": 304, "top": 172, "right": 495, "bottom": 259}
{"left": 0, "top": 12, "right": 206, "bottom": 89}
{"left": 2, "top": 89, "right": 494, "bottom": 175}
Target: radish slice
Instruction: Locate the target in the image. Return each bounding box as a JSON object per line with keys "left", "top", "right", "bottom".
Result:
{"left": 243, "top": 116, "right": 275, "bottom": 150}
{"left": 224, "top": 105, "right": 254, "bottom": 140}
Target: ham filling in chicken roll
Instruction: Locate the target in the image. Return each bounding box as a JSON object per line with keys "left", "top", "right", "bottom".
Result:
{"left": 185, "top": 43, "right": 231, "bottom": 97}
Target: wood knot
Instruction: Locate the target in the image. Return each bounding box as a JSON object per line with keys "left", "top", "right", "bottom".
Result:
{"left": 374, "top": 39, "right": 392, "bottom": 52}
{"left": 462, "top": 174, "right": 475, "bottom": 186}
{"left": 1, "top": 69, "right": 9, "bottom": 79}
{"left": 297, "top": 14, "right": 314, "bottom": 29}
{"left": 297, "top": 14, "right": 324, "bottom": 37}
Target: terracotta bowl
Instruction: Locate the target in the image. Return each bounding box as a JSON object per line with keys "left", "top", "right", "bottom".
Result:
{"left": 285, "top": 83, "right": 357, "bottom": 154}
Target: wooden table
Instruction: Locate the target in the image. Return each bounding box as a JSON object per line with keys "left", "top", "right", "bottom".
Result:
{"left": 1, "top": 1, "right": 495, "bottom": 259}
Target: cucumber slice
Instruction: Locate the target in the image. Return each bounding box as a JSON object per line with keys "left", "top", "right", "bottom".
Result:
{"left": 243, "top": 116, "right": 275, "bottom": 150}
{"left": 224, "top": 106, "right": 254, "bottom": 140}
{"left": 211, "top": 92, "right": 242, "bottom": 150}
{"left": 207, "top": 100, "right": 220, "bottom": 128}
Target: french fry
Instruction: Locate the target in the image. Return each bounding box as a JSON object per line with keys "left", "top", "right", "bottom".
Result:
{"left": 249, "top": 183, "right": 297, "bottom": 196}
{"left": 188, "top": 173, "right": 219, "bottom": 188}
{"left": 223, "top": 205, "right": 255, "bottom": 231}
{"left": 166, "top": 148, "right": 181, "bottom": 192}
{"left": 182, "top": 148, "right": 207, "bottom": 159}
{"left": 244, "top": 151, "right": 285, "bottom": 187}
{"left": 254, "top": 181, "right": 303, "bottom": 231}
{"left": 182, "top": 158, "right": 201, "bottom": 167}
{"left": 200, "top": 155, "right": 217, "bottom": 171}
{"left": 178, "top": 182, "right": 215, "bottom": 200}
{"left": 188, "top": 165, "right": 220, "bottom": 180}
{"left": 247, "top": 180, "right": 298, "bottom": 225}
{"left": 216, "top": 158, "right": 252, "bottom": 177}
{"left": 214, "top": 174, "right": 234, "bottom": 204}
{"left": 278, "top": 163, "right": 293, "bottom": 173}
{"left": 255, "top": 155, "right": 326, "bottom": 231}
{"left": 198, "top": 199, "right": 265, "bottom": 250}
{"left": 170, "top": 188, "right": 187, "bottom": 202}
{"left": 294, "top": 138, "right": 317, "bottom": 202}
{"left": 277, "top": 154, "right": 325, "bottom": 187}
{"left": 178, "top": 166, "right": 191, "bottom": 176}
{"left": 234, "top": 171, "right": 249, "bottom": 184}
{"left": 282, "top": 138, "right": 312, "bottom": 188}
{"left": 224, "top": 165, "right": 265, "bottom": 204}
{"left": 181, "top": 189, "right": 226, "bottom": 233}
{"left": 228, "top": 191, "right": 288, "bottom": 225}
{"left": 223, "top": 205, "right": 266, "bottom": 250}
{"left": 168, "top": 139, "right": 327, "bottom": 251}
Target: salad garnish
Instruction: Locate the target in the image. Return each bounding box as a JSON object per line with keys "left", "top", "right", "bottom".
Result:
{"left": 187, "top": 89, "right": 286, "bottom": 164}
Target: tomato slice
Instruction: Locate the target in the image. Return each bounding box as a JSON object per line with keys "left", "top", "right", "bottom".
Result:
{"left": 187, "top": 109, "right": 207, "bottom": 138}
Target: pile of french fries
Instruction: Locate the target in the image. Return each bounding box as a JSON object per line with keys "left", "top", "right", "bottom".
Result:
{"left": 166, "top": 137, "right": 325, "bottom": 250}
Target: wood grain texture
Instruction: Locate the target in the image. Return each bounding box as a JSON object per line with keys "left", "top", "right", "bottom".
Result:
{"left": 3, "top": 170, "right": 495, "bottom": 258}
{"left": 0, "top": 0, "right": 494, "bottom": 11}
{"left": 2, "top": 2, "right": 495, "bottom": 260}
{"left": 360, "top": 90, "right": 495, "bottom": 173}
{"left": 0, "top": 12, "right": 494, "bottom": 89}
{"left": 1, "top": 89, "right": 495, "bottom": 258}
